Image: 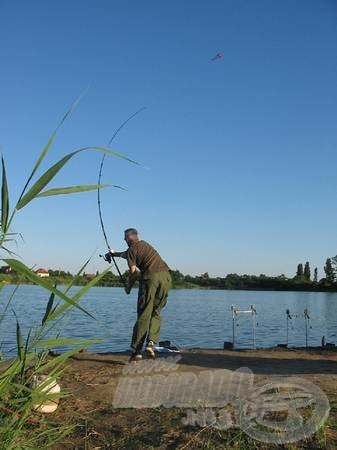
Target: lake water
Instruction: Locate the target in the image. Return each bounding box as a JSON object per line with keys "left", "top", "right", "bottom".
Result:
{"left": 1, "top": 285, "right": 337, "bottom": 356}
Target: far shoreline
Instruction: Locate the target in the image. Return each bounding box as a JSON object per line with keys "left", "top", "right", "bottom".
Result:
{"left": 1, "top": 279, "right": 337, "bottom": 293}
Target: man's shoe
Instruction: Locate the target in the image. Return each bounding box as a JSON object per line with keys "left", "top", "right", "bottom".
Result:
{"left": 145, "top": 340, "right": 155, "bottom": 358}
{"left": 129, "top": 351, "right": 142, "bottom": 362}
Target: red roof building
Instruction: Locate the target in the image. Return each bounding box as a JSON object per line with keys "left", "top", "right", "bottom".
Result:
{"left": 35, "top": 268, "right": 50, "bottom": 278}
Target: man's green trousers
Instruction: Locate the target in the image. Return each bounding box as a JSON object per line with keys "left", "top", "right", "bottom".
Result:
{"left": 131, "top": 271, "right": 171, "bottom": 350}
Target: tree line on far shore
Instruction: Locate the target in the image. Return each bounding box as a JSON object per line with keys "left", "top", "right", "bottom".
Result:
{"left": 168, "top": 257, "right": 337, "bottom": 291}
{"left": 1, "top": 256, "right": 337, "bottom": 292}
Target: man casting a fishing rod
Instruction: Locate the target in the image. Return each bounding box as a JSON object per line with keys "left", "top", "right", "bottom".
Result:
{"left": 105, "top": 228, "right": 171, "bottom": 362}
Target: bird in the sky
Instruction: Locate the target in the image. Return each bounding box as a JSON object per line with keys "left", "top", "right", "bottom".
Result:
{"left": 211, "top": 53, "right": 224, "bottom": 61}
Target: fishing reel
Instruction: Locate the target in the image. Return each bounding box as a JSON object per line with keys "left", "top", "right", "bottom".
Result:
{"left": 99, "top": 251, "right": 112, "bottom": 264}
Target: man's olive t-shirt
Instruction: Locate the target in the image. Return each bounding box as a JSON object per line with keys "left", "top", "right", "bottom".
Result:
{"left": 125, "top": 240, "right": 169, "bottom": 275}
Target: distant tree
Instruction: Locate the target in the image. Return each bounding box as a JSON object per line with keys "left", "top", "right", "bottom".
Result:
{"left": 331, "top": 255, "right": 337, "bottom": 274}
{"left": 98, "top": 270, "right": 123, "bottom": 287}
{"left": 224, "top": 273, "right": 241, "bottom": 289}
{"left": 194, "top": 272, "right": 211, "bottom": 287}
{"left": 313, "top": 267, "right": 318, "bottom": 284}
{"left": 324, "top": 258, "right": 335, "bottom": 284}
{"left": 304, "top": 262, "right": 311, "bottom": 281}
{"left": 296, "top": 264, "right": 304, "bottom": 278}
{"left": 170, "top": 270, "right": 185, "bottom": 286}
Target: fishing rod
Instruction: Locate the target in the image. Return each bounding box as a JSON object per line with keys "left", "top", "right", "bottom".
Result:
{"left": 97, "top": 107, "right": 146, "bottom": 288}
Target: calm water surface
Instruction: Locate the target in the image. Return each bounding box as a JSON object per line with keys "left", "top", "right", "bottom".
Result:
{"left": 1, "top": 285, "right": 336, "bottom": 356}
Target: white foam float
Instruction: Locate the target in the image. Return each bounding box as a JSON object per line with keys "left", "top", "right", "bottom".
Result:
{"left": 31, "top": 374, "right": 61, "bottom": 413}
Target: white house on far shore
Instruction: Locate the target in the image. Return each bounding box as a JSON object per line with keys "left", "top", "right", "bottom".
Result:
{"left": 35, "top": 268, "right": 49, "bottom": 278}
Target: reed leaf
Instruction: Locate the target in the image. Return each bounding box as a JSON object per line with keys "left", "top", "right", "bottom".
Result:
{"left": 37, "top": 338, "right": 93, "bottom": 347}
{"left": 3, "top": 259, "right": 95, "bottom": 319}
{"left": 1, "top": 157, "right": 9, "bottom": 234}
{"left": 15, "top": 317, "right": 23, "bottom": 361}
{"left": 42, "top": 291, "right": 55, "bottom": 325}
{"left": 16, "top": 151, "right": 76, "bottom": 210}
{"left": 16, "top": 147, "right": 138, "bottom": 210}
{"left": 20, "top": 329, "right": 32, "bottom": 381}
{"left": 0, "top": 285, "right": 20, "bottom": 324}
{"left": 35, "top": 340, "right": 100, "bottom": 374}
{"left": 16, "top": 96, "right": 81, "bottom": 204}
{"left": 48, "top": 267, "right": 111, "bottom": 321}
{"left": 35, "top": 183, "right": 124, "bottom": 198}
{"left": 64, "top": 256, "right": 91, "bottom": 294}
{"left": 1, "top": 246, "right": 19, "bottom": 257}
{"left": 94, "top": 146, "right": 141, "bottom": 165}
{"left": 71, "top": 269, "right": 111, "bottom": 302}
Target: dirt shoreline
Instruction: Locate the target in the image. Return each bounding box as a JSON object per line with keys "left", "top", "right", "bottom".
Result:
{"left": 47, "top": 347, "right": 337, "bottom": 449}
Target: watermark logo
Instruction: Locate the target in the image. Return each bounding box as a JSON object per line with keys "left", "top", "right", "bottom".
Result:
{"left": 235, "top": 376, "right": 330, "bottom": 444}
{"left": 113, "top": 356, "right": 330, "bottom": 444}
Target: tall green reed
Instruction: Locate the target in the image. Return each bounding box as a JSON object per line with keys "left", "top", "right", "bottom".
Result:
{"left": 0, "top": 99, "right": 136, "bottom": 449}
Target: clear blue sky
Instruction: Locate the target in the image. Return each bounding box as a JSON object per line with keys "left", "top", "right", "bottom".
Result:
{"left": 0, "top": 0, "right": 336, "bottom": 277}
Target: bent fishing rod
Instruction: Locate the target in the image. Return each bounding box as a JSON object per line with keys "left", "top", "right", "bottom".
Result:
{"left": 97, "top": 107, "right": 146, "bottom": 288}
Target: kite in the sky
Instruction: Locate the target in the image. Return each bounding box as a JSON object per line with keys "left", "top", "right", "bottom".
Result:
{"left": 211, "top": 53, "right": 224, "bottom": 61}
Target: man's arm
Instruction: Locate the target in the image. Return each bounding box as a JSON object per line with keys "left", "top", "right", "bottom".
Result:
{"left": 104, "top": 250, "right": 127, "bottom": 263}
{"left": 110, "top": 251, "right": 127, "bottom": 258}
{"left": 103, "top": 250, "right": 136, "bottom": 294}
{"left": 109, "top": 247, "right": 137, "bottom": 294}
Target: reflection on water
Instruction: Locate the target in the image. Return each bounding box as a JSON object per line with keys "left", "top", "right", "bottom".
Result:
{"left": 1, "top": 285, "right": 337, "bottom": 356}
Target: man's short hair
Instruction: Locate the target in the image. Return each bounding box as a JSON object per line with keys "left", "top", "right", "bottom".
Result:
{"left": 124, "top": 228, "right": 138, "bottom": 237}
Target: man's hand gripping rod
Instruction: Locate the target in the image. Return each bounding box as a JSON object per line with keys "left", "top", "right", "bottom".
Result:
{"left": 99, "top": 250, "right": 126, "bottom": 288}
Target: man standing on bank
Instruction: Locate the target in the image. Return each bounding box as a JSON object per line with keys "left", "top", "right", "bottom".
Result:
{"left": 106, "top": 228, "right": 171, "bottom": 362}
